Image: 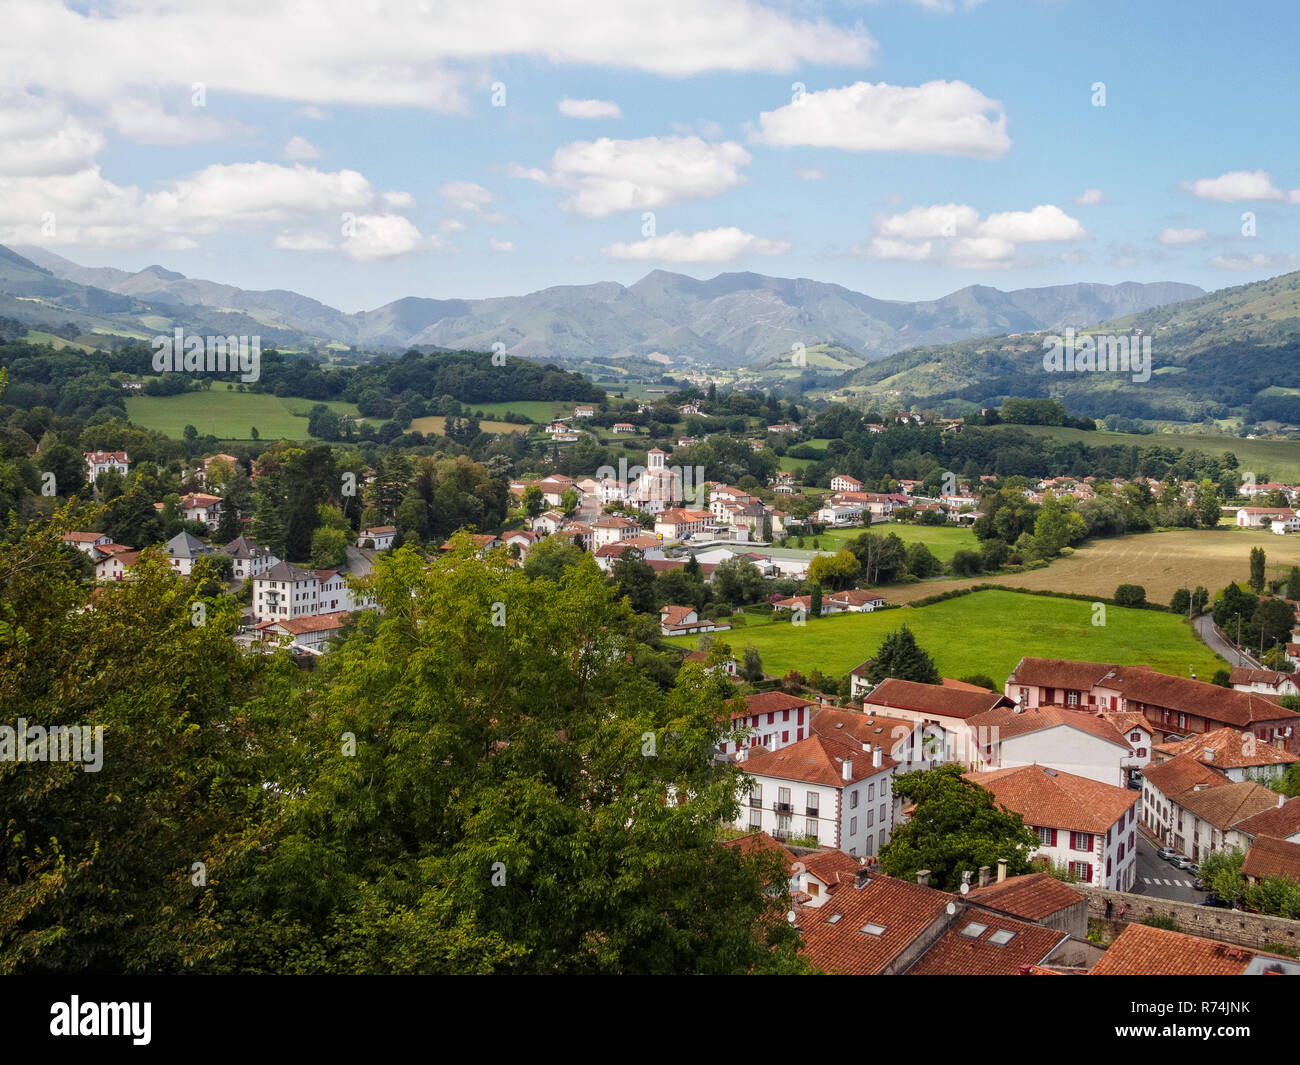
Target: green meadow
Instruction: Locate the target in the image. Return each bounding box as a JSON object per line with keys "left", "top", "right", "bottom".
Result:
{"left": 664, "top": 588, "right": 1225, "bottom": 688}
{"left": 126, "top": 390, "right": 360, "bottom": 441}
{"left": 806, "top": 523, "right": 979, "bottom": 562}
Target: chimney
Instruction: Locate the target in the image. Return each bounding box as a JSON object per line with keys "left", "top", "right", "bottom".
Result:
{"left": 842, "top": 757, "right": 853, "bottom": 781}
{"left": 997, "top": 858, "right": 1008, "bottom": 883}
{"left": 854, "top": 868, "right": 871, "bottom": 889}
{"left": 873, "top": 747, "right": 883, "bottom": 768}
{"left": 979, "top": 865, "right": 991, "bottom": 888}
{"left": 1280, "top": 794, "right": 1287, "bottom": 808}
{"left": 1204, "top": 747, "right": 1215, "bottom": 762}
{"left": 916, "top": 869, "right": 930, "bottom": 887}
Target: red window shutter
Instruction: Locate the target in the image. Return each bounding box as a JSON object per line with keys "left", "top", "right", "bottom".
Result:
{"left": 782, "top": 731, "right": 789, "bottom": 743}
{"left": 1049, "top": 828, "right": 1058, "bottom": 847}
{"left": 1085, "top": 863, "right": 1093, "bottom": 883}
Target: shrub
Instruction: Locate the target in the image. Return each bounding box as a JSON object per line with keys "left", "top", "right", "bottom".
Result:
{"left": 1114, "top": 584, "right": 1147, "bottom": 608}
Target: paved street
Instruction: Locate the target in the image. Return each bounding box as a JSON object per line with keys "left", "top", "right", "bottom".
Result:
{"left": 1194, "top": 615, "right": 1261, "bottom": 670}
{"left": 1131, "top": 837, "right": 1203, "bottom": 904}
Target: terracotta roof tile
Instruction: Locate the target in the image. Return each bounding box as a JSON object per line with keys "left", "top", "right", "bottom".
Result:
{"left": 965, "top": 705, "right": 1130, "bottom": 749}
{"left": 866, "top": 678, "right": 1012, "bottom": 721}
{"left": 1242, "top": 835, "right": 1300, "bottom": 881}
{"left": 1091, "top": 923, "right": 1274, "bottom": 975}
{"left": 1234, "top": 796, "right": 1300, "bottom": 841}
{"left": 966, "top": 764, "right": 1137, "bottom": 834}
{"left": 1140, "top": 752, "right": 1230, "bottom": 798}
{"left": 907, "top": 910, "right": 1068, "bottom": 976}
{"left": 1173, "top": 781, "right": 1281, "bottom": 831}
{"left": 743, "top": 734, "right": 894, "bottom": 788}
{"left": 963, "top": 872, "right": 1087, "bottom": 922}
{"left": 1155, "top": 727, "right": 1298, "bottom": 769}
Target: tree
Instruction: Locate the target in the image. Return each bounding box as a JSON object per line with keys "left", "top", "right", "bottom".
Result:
{"left": 611, "top": 549, "right": 657, "bottom": 614}
{"left": 560, "top": 487, "right": 579, "bottom": 515}
{"left": 1191, "top": 585, "right": 1209, "bottom": 615}
{"left": 1213, "top": 582, "right": 1258, "bottom": 633}
{"left": 1250, "top": 546, "right": 1267, "bottom": 594}
{"left": 521, "top": 485, "right": 543, "bottom": 518}
{"left": 809, "top": 584, "right": 822, "bottom": 618}
{"left": 742, "top": 644, "right": 763, "bottom": 683}
{"left": 1250, "top": 596, "right": 1295, "bottom": 649}
{"left": 522, "top": 536, "right": 586, "bottom": 581}
{"left": 1287, "top": 567, "right": 1300, "bottom": 602}
{"left": 879, "top": 765, "right": 1039, "bottom": 891}
{"left": 1170, "top": 588, "right": 1191, "bottom": 615}
{"left": 713, "top": 556, "right": 766, "bottom": 606}
{"left": 249, "top": 469, "right": 286, "bottom": 557}
{"left": 1114, "top": 584, "right": 1146, "bottom": 607}
{"left": 957, "top": 674, "right": 996, "bottom": 692}
{"left": 1210, "top": 668, "right": 1232, "bottom": 687}
{"left": 808, "top": 549, "right": 860, "bottom": 591}
{"left": 310, "top": 525, "right": 349, "bottom": 568}
{"left": 905, "top": 541, "right": 942, "bottom": 578}
{"left": 949, "top": 549, "right": 983, "bottom": 577}
{"left": 1192, "top": 478, "right": 1221, "bottom": 527}
{"left": 1199, "top": 848, "right": 1246, "bottom": 905}
{"left": 866, "top": 626, "right": 940, "bottom": 686}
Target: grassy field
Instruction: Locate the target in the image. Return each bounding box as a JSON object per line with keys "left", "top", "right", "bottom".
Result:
{"left": 990, "top": 423, "right": 1300, "bottom": 482}
{"left": 665, "top": 588, "right": 1225, "bottom": 687}
{"left": 408, "top": 415, "right": 529, "bottom": 436}
{"left": 873, "top": 527, "right": 1300, "bottom": 607}
{"left": 460, "top": 400, "right": 566, "bottom": 423}
{"left": 804, "top": 523, "right": 979, "bottom": 562}
{"left": 126, "top": 391, "right": 361, "bottom": 441}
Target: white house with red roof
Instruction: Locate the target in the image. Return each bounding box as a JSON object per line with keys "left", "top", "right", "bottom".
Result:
{"left": 830, "top": 474, "right": 863, "bottom": 493}
{"left": 84, "top": 450, "right": 129, "bottom": 482}
{"left": 178, "top": 492, "right": 223, "bottom": 530}
{"left": 94, "top": 546, "right": 139, "bottom": 581}
{"left": 966, "top": 764, "right": 1140, "bottom": 889}
{"left": 357, "top": 525, "right": 396, "bottom": 550}
{"left": 719, "top": 691, "right": 815, "bottom": 757}
{"left": 963, "top": 704, "right": 1135, "bottom": 787}
{"left": 659, "top": 605, "right": 728, "bottom": 637}
{"left": 736, "top": 733, "right": 898, "bottom": 856}
{"left": 590, "top": 514, "right": 641, "bottom": 549}
{"left": 253, "top": 610, "right": 349, "bottom": 654}
{"left": 61, "top": 531, "right": 111, "bottom": 556}
{"left": 653, "top": 507, "right": 712, "bottom": 540}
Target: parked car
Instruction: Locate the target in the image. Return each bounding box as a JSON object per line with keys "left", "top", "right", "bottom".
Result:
{"left": 1200, "top": 894, "right": 1230, "bottom": 908}
{"left": 1172, "top": 855, "right": 1193, "bottom": 869}
{"left": 1157, "top": 846, "right": 1177, "bottom": 861}
{"left": 1187, "top": 863, "right": 1200, "bottom": 876}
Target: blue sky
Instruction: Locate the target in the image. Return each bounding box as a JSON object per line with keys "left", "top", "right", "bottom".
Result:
{"left": 2, "top": 0, "right": 1297, "bottom": 312}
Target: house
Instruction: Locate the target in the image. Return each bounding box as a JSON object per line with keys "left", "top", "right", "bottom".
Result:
{"left": 224, "top": 535, "right": 279, "bottom": 581}
{"left": 809, "top": 706, "right": 930, "bottom": 777}
{"left": 61, "top": 531, "right": 111, "bottom": 556}
{"left": 253, "top": 610, "right": 350, "bottom": 654}
{"left": 84, "top": 450, "right": 129, "bottom": 482}
{"left": 653, "top": 507, "right": 711, "bottom": 541}
{"left": 590, "top": 514, "right": 641, "bottom": 549}
{"left": 357, "top": 525, "right": 396, "bottom": 550}
{"left": 966, "top": 764, "right": 1140, "bottom": 889}
{"left": 178, "top": 492, "right": 223, "bottom": 530}
{"left": 94, "top": 547, "right": 140, "bottom": 582}
{"left": 534, "top": 475, "right": 578, "bottom": 508}
{"left": 659, "top": 605, "right": 729, "bottom": 637}
{"left": 676, "top": 403, "right": 700, "bottom": 416}
{"left": 1237, "top": 506, "right": 1294, "bottom": 528}
{"left": 1241, "top": 835, "right": 1300, "bottom": 885}
{"left": 195, "top": 453, "right": 238, "bottom": 488}
{"left": 864, "top": 678, "right": 1014, "bottom": 762}
{"left": 1099, "top": 711, "right": 1154, "bottom": 775}
{"left": 544, "top": 422, "right": 573, "bottom": 435}
{"left": 1003, "top": 656, "right": 1300, "bottom": 753}
{"left": 795, "top": 849, "right": 868, "bottom": 908}
{"left": 165, "top": 531, "right": 214, "bottom": 576}
{"left": 1091, "top": 922, "right": 1299, "bottom": 976}
{"left": 848, "top": 661, "right": 875, "bottom": 701}
{"left": 1230, "top": 667, "right": 1300, "bottom": 697}
{"left": 963, "top": 704, "right": 1134, "bottom": 787}
{"left": 962, "top": 871, "right": 1090, "bottom": 940}
{"left": 252, "top": 560, "right": 323, "bottom": 622}
{"left": 573, "top": 405, "right": 595, "bottom": 419}
{"left": 611, "top": 422, "right": 637, "bottom": 433}
{"left": 439, "top": 533, "right": 501, "bottom": 555}
{"left": 1152, "top": 726, "right": 1298, "bottom": 784}
{"left": 736, "top": 734, "right": 897, "bottom": 856}
{"left": 766, "top": 423, "right": 797, "bottom": 433}
{"left": 502, "top": 530, "right": 538, "bottom": 560}
{"left": 720, "top": 691, "right": 815, "bottom": 757}
{"left": 592, "top": 538, "right": 666, "bottom": 572}
{"left": 1140, "top": 753, "right": 1282, "bottom": 860}
{"left": 1272, "top": 514, "right": 1300, "bottom": 534}
{"left": 681, "top": 649, "right": 739, "bottom": 679}
{"left": 531, "top": 510, "right": 566, "bottom": 536}
{"left": 830, "top": 474, "right": 863, "bottom": 493}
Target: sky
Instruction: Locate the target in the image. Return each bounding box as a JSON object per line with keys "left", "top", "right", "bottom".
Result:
{"left": 1, "top": 0, "right": 1297, "bottom": 313}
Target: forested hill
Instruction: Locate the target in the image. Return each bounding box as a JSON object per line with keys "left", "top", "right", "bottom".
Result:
{"left": 837, "top": 270, "right": 1300, "bottom": 424}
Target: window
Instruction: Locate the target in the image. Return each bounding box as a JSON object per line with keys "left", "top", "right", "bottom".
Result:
{"left": 867, "top": 809, "right": 874, "bottom": 827}
{"left": 1178, "top": 713, "right": 1186, "bottom": 730}
{"left": 807, "top": 791, "right": 820, "bottom": 815}
{"left": 782, "top": 731, "right": 789, "bottom": 744}
{"left": 850, "top": 816, "right": 857, "bottom": 835}
{"left": 777, "top": 787, "right": 791, "bottom": 811}
{"left": 850, "top": 790, "right": 859, "bottom": 810}
{"left": 807, "top": 882, "right": 820, "bottom": 897}
{"left": 749, "top": 811, "right": 762, "bottom": 829}
{"left": 1037, "top": 826, "right": 1055, "bottom": 847}
{"left": 750, "top": 783, "right": 762, "bottom": 807}
{"left": 1071, "top": 832, "right": 1093, "bottom": 851}
{"left": 987, "top": 929, "right": 1016, "bottom": 947}
{"left": 868, "top": 782, "right": 875, "bottom": 801}
{"left": 1072, "top": 861, "right": 1092, "bottom": 882}
{"left": 879, "top": 804, "right": 886, "bottom": 822}
{"left": 960, "top": 922, "right": 987, "bottom": 938}
{"left": 860, "top": 923, "right": 886, "bottom": 936}
{"left": 806, "top": 819, "right": 818, "bottom": 838}
{"left": 1066, "top": 691, "right": 1079, "bottom": 706}
{"left": 1138, "top": 747, "right": 1147, "bottom": 757}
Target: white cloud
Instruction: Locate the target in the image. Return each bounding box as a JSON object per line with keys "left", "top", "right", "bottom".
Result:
{"left": 1156, "top": 227, "right": 1207, "bottom": 245}
{"left": 1179, "top": 170, "right": 1300, "bottom": 203}
{"left": 1074, "top": 188, "right": 1105, "bottom": 205}
{"left": 105, "top": 96, "right": 248, "bottom": 145}
{"left": 506, "top": 163, "right": 550, "bottom": 184}
{"left": 489, "top": 238, "right": 515, "bottom": 252}
{"left": 540, "top": 136, "right": 750, "bottom": 217}
{"left": 382, "top": 190, "right": 415, "bottom": 208}
{"left": 1209, "top": 252, "right": 1300, "bottom": 271}
{"left": 978, "top": 205, "right": 1086, "bottom": 242}
{"left": 296, "top": 105, "right": 327, "bottom": 120}
{"left": 876, "top": 203, "right": 979, "bottom": 239}
{"left": 853, "top": 237, "right": 934, "bottom": 261}
{"left": 0, "top": 93, "right": 104, "bottom": 177}
{"left": 946, "top": 236, "right": 1016, "bottom": 268}
{"left": 750, "top": 80, "right": 1010, "bottom": 158}
{"left": 439, "top": 218, "right": 467, "bottom": 232}
{"left": 438, "top": 181, "right": 496, "bottom": 212}
{"left": 149, "top": 162, "right": 373, "bottom": 231}
{"left": 1, "top": 1, "right": 875, "bottom": 116}
{"left": 282, "top": 136, "right": 322, "bottom": 160}
{"left": 797, "top": 167, "right": 828, "bottom": 181}
{"left": 600, "top": 227, "right": 791, "bottom": 262}
{"left": 341, "top": 213, "right": 423, "bottom": 261}
{"left": 910, "top": 0, "right": 986, "bottom": 9}
{"left": 558, "top": 97, "right": 622, "bottom": 119}
{"left": 274, "top": 230, "right": 334, "bottom": 251}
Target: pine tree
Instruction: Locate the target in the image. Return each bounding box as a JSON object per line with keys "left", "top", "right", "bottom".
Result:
{"left": 866, "top": 625, "right": 940, "bottom": 686}
{"left": 1250, "top": 546, "right": 1267, "bottom": 593}
{"left": 250, "top": 471, "right": 286, "bottom": 557}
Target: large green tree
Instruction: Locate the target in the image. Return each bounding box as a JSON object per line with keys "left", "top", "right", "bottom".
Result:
{"left": 866, "top": 625, "right": 940, "bottom": 686}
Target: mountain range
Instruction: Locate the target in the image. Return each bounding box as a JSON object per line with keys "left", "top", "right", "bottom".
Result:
{"left": 1, "top": 243, "right": 1203, "bottom": 367}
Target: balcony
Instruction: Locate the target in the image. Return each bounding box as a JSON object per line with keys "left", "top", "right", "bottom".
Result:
{"left": 773, "top": 801, "right": 792, "bottom": 814}
{"left": 805, "top": 807, "right": 820, "bottom": 818}
{"left": 748, "top": 797, "right": 763, "bottom": 809}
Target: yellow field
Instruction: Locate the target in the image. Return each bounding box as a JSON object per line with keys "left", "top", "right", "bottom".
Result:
{"left": 886, "top": 527, "right": 1300, "bottom": 605}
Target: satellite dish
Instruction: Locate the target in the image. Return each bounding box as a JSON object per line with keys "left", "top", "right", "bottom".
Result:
{"left": 960, "top": 883, "right": 969, "bottom": 895}
{"left": 786, "top": 911, "right": 797, "bottom": 923}
{"left": 946, "top": 902, "right": 957, "bottom": 915}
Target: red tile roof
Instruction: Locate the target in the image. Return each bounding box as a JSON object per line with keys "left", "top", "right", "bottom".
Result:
{"left": 1156, "top": 727, "right": 1299, "bottom": 768}
{"left": 962, "top": 872, "right": 1087, "bottom": 922}
{"left": 966, "top": 764, "right": 1137, "bottom": 834}
{"left": 1174, "top": 781, "right": 1281, "bottom": 831}
{"left": 1233, "top": 796, "right": 1300, "bottom": 841}
{"left": 1091, "top": 923, "right": 1276, "bottom": 976}
{"left": 1006, "top": 657, "right": 1121, "bottom": 691}
{"left": 800, "top": 849, "right": 863, "bottom": 893}
{"left": 745, "top": 691, "right": 815, "bottom": 715}
{"left": 795, "top": 875, "right": 952, "bottom": 975}
{"left": 965, "top": 705, "right": 1130, "bottom": 749}
{"left": 1140, "top": 752, "right": 1230, "bottom": 798}
{"left": 1242, "top": 834, "right": 1300, "bottom": 882}
{"left": 742, "top": 734, "right": 894, "bottom": 788}
{"left": 866, "top": 678, "right": 1012, "bottom": 721}
{"left": 810, "top": 707, "right": 917, "bottom": 754}
{"left": 906, "top": 910, "right": 1068, "bottom": 976}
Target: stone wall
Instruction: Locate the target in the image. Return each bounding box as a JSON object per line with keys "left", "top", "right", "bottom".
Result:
{"left": 1076, "top": 884, "right": 1300, "bottom": 953}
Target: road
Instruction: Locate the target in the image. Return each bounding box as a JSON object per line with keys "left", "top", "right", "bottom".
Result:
{"left": 1131, "top": 837, "right": 1202, "bottom": 904}
{"left": 1194, "top": 615, "right": 1261, "bottom": 670}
